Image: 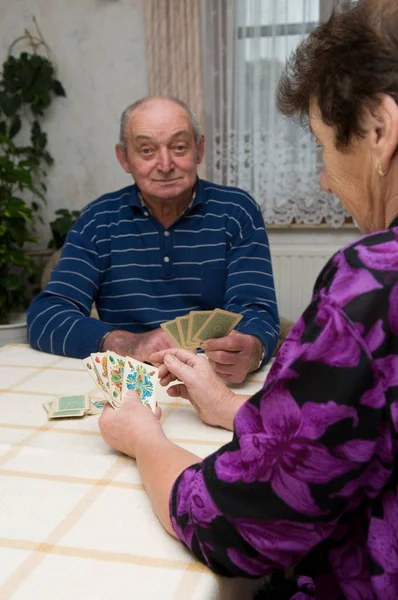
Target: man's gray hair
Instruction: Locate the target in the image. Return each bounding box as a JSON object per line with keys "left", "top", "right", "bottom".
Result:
{"left": 118, "top": 96, "right": 201, "bottom": 152}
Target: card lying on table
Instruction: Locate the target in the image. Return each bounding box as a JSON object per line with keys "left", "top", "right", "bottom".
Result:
{"left": 83, "top": 351, "right": 158, "bottom": 412}
{"left": 161, "top": 308, "right": 243, "bottom": 349}
{"left": 42, "top": 394, "right": 105, "bottom": 420}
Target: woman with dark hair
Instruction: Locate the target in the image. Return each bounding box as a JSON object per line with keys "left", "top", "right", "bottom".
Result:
{"left": 99, "top": 1, "right": 398, "bottom": 598}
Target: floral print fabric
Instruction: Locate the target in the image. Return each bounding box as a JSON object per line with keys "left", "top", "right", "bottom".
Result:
{"left": 170, "top": 227, "right": 398, "bottom": 599}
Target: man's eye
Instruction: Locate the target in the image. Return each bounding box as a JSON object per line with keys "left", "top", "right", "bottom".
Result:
{"left": 174, "top": 145, "right": 186, "bottom": 152}
{"left": 141, "top": 148, "right": 153, "bottom": 155}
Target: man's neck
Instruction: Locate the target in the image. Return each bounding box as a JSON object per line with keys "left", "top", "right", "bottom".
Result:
{"left": 140, "top": 189, "right": 194, "bottom": 229}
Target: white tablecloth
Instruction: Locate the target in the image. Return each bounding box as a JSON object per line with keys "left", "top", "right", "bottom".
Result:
{"left": 0, "top": 344, "right": 270, "bottom": 600}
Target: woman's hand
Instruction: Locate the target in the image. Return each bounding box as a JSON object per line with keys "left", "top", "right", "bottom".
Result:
{"left": 99, "top": 391, "right": 164, "bottom": 458}
{"left": 150, "top": 348, "right": 246, "bottom": 430}
{"left": 99, "top": 390, "right": 202, "bottom": 538}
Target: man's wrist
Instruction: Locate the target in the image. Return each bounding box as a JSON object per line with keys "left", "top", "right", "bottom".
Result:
{"left": 98, "top": 330, "right": 115, "bottom": 352}
{"left": 101, "top": 330, "right": 137, "bottom": 355}
{"left": 249, "top": 336, "right": 266, "bottom": 372}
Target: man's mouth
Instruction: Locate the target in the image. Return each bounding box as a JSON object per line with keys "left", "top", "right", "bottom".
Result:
{"left": 152, "top": 177, "right": 182, "bottom": 183}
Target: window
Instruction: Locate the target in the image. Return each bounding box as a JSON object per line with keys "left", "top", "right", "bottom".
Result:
{"left": 200, "top": 0, "right": 351, "bottom": 227}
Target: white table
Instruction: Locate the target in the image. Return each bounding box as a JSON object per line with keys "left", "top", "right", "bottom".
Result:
{"left": 0, "top": 344, "right": 270, "bottom": 600}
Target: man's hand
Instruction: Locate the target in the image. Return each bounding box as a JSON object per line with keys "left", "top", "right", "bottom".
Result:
{"left": 99, "top": 391, "right": 164, "bottom": 458}
{"left": 200, "top": 331, "right": 264, "bottom": 384}
{"left": 103, "top": 328, "right": 175, "bottom": 362}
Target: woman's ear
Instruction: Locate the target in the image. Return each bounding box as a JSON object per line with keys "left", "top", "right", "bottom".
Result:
{"left": 368, "top": 94, "right": 398, "bottom": 173}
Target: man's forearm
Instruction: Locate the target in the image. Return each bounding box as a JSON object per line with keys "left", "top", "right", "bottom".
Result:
{"left": 27, "top": 293, "right": 113, "bottom": 358}
{"left": 102, "top": 330, "right": 137, "bottom": 355}
{"left": 135, "top": 434, "right": 201, "bottom": 537}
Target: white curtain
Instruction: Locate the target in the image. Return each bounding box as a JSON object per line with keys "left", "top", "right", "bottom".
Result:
{"left": 200, "top": 0, "right": 349, "bottom": 227}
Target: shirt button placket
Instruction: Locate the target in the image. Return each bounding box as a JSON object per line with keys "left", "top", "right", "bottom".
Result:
{"left": 162, "top": 229, "right": 172, "bottom": 278}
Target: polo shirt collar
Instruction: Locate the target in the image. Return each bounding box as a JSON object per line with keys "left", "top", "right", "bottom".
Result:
{"left": 128, "top": 177, "right": 205, "bottom": 214}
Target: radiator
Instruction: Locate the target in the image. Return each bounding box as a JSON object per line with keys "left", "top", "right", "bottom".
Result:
{"left": 270, "top": 245, "right": 340, "bottom": 323}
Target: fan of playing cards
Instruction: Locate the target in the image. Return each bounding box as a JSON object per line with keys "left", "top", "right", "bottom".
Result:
{"left": 160, "top": 308, "right": 243, "bottom": 350}
{"left": 83, "top": 351, "right": 158, "bottom": 413}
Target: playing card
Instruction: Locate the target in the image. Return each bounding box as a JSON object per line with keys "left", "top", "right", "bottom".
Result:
{"left": 193, "top": 308, "right": 243, "bottom": 342}
{"left": 88, "top": 396, "right": 105, "bottom": 415}
{"left": 43, "top": 394, "right": 104, "bottom": 418}
{"left": 48, "top": 408, "right": 86, "bottom": 419}
{"left": 48, "top": 394, "right": 90, "bottom": 419}
{"left": 122, "top": 357, "right": 158, "bottom": 412}
{"left": 160, "top": 319, "right": 182, "bottom": 347}
{"left": 107, "top": 351, "right": 125, "bottom": 407}
{"left": 83, "top": 355, "right": 109, "bottom": 401}
{"left": 187, "top": 310, "right": 213, "bottom": 345}
{"left": 176, "top": 315, "right": 197, "bottom": 350}
{"left": 91, "top": 352, "right": 110, "bottom": 394}
{"left": 54, "top": 394, "right": 90, "bottom": 411}
{"left": 42, "top": 400, "right": 53, "bottom": 414}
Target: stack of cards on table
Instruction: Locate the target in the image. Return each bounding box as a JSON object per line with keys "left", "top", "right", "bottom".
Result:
{"left": 83, "top": 350, "right": 158, "bottom": 413}
{"left": 43, "top": 394, "right": 104, "bottom": 420}
{"left": 161, "top": 308, "right": 243, "bottom": 350}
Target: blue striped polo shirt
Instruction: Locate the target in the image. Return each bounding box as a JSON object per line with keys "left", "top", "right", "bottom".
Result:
{"left": 27, "top": 178, "right": 279, "bottom": 359}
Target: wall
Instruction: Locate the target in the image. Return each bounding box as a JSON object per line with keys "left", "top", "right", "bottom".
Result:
{"left": 0, "top": 0, "right": 148, "bottom": 246}
{"left": 0, "top": 1, "right": 360, "bottom": 321}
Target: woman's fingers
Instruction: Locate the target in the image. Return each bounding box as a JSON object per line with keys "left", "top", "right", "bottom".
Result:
{"left": 157, "top": 363, "right": 178, "bottom": 387}
{"left": 163, "top": 353, "right": 196, "bottom": 384}
{"left": 149, "top": 347, "right": 186, "bottom": 364}
{"left": 150, "top": 347, "right": 201, "bottom": 367}
{"left": 159, "top": 373, "right": 176, "bottom": 387}
{"left": 167, "top": 383, "right": 189, "bottom": 400}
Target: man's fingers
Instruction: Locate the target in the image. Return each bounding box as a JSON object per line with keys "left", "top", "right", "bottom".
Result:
{"left": 201, "top": 334, "right": 244, "bottom": 352}
{"left": 208, "top": 358, "right": 234, "bottom": 374}
{"left": 203, "top": 349, "right": 238, "bottom": 365}
{"left": 215, "top": 370, "right": 246, "bottom": 384}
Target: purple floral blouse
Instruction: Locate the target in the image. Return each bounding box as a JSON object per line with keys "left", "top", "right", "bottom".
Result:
{"left": 169, "top": 226, "right": 398, "bottom": 599}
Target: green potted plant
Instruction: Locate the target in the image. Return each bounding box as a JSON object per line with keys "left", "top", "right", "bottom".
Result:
{"left": 40, "top": 208, "right": 81, "bottom": 290}
{"left": 48, "top": 208, "right": 81, "bottom": 250}
{"left": 0, "top": 22, "right": 65, "bottom": 344}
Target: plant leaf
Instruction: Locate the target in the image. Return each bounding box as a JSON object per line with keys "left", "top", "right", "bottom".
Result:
{"left": 53, "top": 79, "right": 66, "bottom": 97}
{"left": 8, "top": 115, "right": 21, "bottom": 138}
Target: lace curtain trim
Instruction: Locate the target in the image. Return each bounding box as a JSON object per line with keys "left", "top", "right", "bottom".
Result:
{"left": 207, "top": 128, "right": 349, "bottom": 228}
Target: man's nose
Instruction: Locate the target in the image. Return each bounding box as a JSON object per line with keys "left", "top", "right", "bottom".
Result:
{"left": 157, "top": 149, "right": 173, "bottom": 173}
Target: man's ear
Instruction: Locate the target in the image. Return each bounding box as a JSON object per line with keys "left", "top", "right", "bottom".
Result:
{"left": 196, "top": 135, "right": 205, "bottom": 164}
{"left": 368, "top": 94, "right": 398, "bottom": 172}
{"left": 115, "top": 144, "right": 131, "bottom": 173}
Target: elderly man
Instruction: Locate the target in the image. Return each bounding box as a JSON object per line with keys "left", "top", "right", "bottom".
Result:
{"left": 27, "top": 96, "right": 279, "bottom": 383}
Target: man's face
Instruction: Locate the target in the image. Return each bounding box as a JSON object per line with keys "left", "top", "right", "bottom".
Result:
{"left": 116, "top": 99, "right": 204, "bottom": 203}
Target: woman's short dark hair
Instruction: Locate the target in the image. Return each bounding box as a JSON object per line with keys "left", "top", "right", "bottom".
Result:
{"left": 276, "top": 0, "right": 398, "bottom": 149}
